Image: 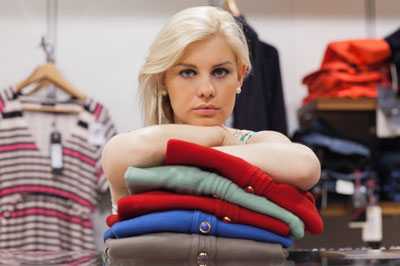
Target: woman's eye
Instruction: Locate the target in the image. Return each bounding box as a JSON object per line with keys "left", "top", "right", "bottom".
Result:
{"left": 212, "top": 68, "right": 230, "bottom": 78}
{"left": 179, "top": 69, "right": 197, "bottom": 78}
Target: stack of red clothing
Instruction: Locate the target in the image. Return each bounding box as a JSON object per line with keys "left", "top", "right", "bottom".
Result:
{"left": 106, "top": 139, "right": 324, "bottom": 237}
{"left": 302, "top": 39, "right": 392, "bottom": 104}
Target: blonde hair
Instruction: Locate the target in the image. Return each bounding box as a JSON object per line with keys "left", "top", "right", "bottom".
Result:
{"left": 138, "top": 6, "right": 251, "bottom": 125}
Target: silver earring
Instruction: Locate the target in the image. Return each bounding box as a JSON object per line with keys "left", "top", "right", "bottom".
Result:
{"left": 236, "top": 87, "right": 241, "bottom": 94}
{"left": 160, "top": 90, "right": 168, "bottom": 97}
{"left": 157, "top": 94, "right": 162, "bottom": 124}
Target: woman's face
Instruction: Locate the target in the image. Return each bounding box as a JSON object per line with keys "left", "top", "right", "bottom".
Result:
{"left": 164, "top": 34, "right": 246, "bottom": 126}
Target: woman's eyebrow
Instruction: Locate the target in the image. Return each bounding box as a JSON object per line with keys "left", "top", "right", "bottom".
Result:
{"left": 174, "top": 61, "right": 233, "bottom": 68}
{"left": 174, "top": 63, "right": 197, "bottom": 68}
{"left": 213, "top": 61, "right": 233, "bottom": 67}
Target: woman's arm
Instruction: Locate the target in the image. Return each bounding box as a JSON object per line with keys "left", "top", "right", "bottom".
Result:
{"left": 101, "top": 124, "right": 225, "bottom": 203}
{"left": 102, "top": 125, "right": 321, "bottom": 204}
{"left": 214, "top": 130, "right": 321, "bottom": 190}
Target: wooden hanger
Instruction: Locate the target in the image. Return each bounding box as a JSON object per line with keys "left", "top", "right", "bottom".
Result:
{"left": 224, "top": 0, "right": 241, "bottom": 17}
{"left": 15, "top": 63, "right": 86, "bottom": 100}
{"left": 15, "top": 63, "right": 86, "bottom": 114}
{"left": 20, "top": 102, "right": 83, "bottom": 114}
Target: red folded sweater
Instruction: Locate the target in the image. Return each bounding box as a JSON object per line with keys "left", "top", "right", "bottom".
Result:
{"left": 106, "top": 191, "right": 290, "bottom": 236}
{"left": 164, "top": 139, "right": 324, "bottom": 234}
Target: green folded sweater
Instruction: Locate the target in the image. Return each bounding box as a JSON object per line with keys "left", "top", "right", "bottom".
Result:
{"left": 125, "top": 165, "right": 304, "bottom": 239}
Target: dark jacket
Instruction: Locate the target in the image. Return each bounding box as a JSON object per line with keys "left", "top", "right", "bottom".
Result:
{"left": 233, "top": 16, "right": 288, "bottom": 135}
{"left": 385, "top": 27, "right": 400, "bottom": 91}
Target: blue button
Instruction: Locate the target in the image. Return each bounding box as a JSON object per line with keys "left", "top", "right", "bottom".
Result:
{"left": 199, "top": 221, "right": 211, "bottom": 234}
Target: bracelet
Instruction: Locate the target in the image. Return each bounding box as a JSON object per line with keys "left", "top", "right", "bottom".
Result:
{"left": 239, "top": 131, "right": 256, "bottom": 144}
{"left": 232, "top": 129, "right": 256, "bottom": 144}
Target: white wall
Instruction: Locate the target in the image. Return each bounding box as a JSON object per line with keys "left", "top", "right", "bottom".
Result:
{"left": 1, "top": 0, "right": 399, "bottom": 134}
{"left": 1, "top": 0, "right": 399, "bottom": 250}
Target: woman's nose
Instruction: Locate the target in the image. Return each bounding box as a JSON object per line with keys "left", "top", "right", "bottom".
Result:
{"left": 197, "top": 76, "right": 216, "bottom": 98}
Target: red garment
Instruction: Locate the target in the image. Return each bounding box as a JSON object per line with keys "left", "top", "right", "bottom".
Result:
{"left": 107, "top": 214, "right": 119, "bottom": 227}
{"left": 302, "top": 39, "right": 391, "bottom": 104}
{"left": 304, "top": 62, "right": 385, "bottom": 91}
{"left": 322, "top": 39, "right": 390, "bottom": 67}
{"left": 106, "top": 191, "right": 290, "bottom": 236}
{"left": 164, "top": 139, "right": 324, "bottom": 235}
{"left": 303, "top": 86, "right": 378, "bottom": 104}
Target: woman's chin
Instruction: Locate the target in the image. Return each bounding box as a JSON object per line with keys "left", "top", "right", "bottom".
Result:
{"left": 186, "top": 117, "right": 224, "bottom": 127}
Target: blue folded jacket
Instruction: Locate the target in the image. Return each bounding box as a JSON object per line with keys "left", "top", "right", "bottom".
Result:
{"left": 104, "top": 210, "right": 293, "bottom": 248}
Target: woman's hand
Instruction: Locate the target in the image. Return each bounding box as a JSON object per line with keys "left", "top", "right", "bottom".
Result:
{"left": 220, "top": 127, "right": 258, "bottom": 146}
{"left": 213, "top": 130, "right": 321, "bottom": 190}
{"left": 220, "top": 127, "right": 242, "bottom": 146}
{"left": 102, "top": 124, "right": 227, "bottom": 204}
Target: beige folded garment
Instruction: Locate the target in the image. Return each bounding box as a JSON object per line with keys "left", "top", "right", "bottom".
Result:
{"left": 104, "top": 233, "right": 288, "bottom": 266}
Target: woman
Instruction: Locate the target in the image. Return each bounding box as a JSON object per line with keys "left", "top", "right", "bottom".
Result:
{"left": 101, "top": 6, "right": 321, "bottom": 208}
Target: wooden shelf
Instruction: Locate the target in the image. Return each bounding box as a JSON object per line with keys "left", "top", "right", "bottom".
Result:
{"left": 321, "top": 202, "right": 400, "bottom": 217}
{"left": 300, "top": 98, "right": 377, "bottom": 112}
{"left": 297, "top": 98, "right": 378, "bottom": 143}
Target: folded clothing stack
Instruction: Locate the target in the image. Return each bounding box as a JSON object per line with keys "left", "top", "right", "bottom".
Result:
{"left": 302, "top": 39, "right": 392, "bottom": 104}
{"left": 104, "top": 139, "right": 324, "bottom": 263}
{"left": 292, "top": 118, "right": 378, "bottom": 207}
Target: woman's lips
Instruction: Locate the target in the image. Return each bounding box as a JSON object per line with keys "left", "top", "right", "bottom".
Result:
{"left": 192, "top": 108, "right": 219, "bottom": 116}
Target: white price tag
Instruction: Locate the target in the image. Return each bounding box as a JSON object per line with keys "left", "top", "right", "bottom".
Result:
{"left": 362, "top": 205, "right": 383, "bottom": 242}
{"left": 89, "top": 122, "right": 106, "bottom": 146}
{"left": 50, "top": 143, "right": 63, "bottom": 169}
{"left": 336, "top": 180, "right": 355, "bottom": 195}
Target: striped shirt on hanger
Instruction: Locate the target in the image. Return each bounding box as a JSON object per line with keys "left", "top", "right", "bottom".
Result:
{"left": 0, "top": 87, "right": 117, "bottom": 251}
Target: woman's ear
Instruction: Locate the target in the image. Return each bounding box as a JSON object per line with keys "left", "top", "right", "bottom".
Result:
{"left": 237, "top": 64, "right": 248, "bottom": 86}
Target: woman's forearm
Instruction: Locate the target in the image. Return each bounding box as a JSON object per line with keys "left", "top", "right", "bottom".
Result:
{"left": 101, "top": 124, "right": 225, "bottom": 203}
{"left": 213, "top": 142, "right": 321, "bottom": 190}
{"left": 102, "top": 124, "right": 320, "bottom": 203}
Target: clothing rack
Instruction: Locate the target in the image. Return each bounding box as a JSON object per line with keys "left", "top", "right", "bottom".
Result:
{"left": 45, "top": 0, "right": 58, "bottom": 63}
{"left": 42, "top": 0, "right": 59, "bottom": 102}
{"left": 365, "top": 0, "right": 376, "bottom": 38}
